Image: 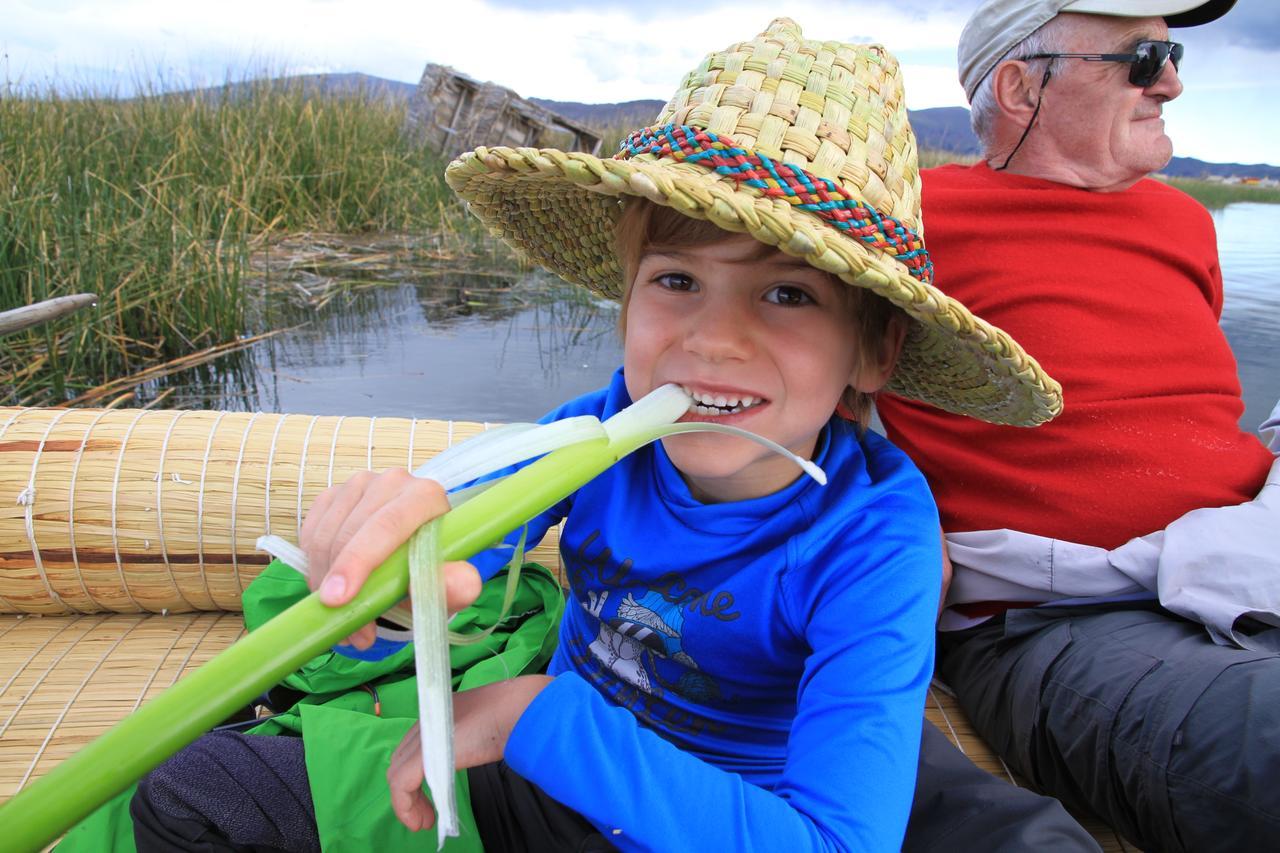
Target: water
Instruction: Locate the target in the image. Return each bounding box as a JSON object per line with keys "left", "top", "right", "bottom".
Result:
{"left": 168, "top": 202, "right": 1277, "bottom": 433}
{"left": 158, "top": 268, "right": 626, "bottom": 423}
{"left": 1216, "top": 202, "right": 1279, "bottom": 436}
{"left": 252, "top": 274, "right": 624, "bottom": 423}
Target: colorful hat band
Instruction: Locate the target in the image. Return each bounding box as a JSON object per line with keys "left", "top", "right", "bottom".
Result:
{"left": 618, "top": 124, "right": 934, "bottom": 284}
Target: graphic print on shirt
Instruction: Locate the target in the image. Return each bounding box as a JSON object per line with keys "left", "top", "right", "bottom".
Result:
{"left": 584, "top": 588, "right": 706, "bottom": 698}
{"left": 563, "top": 529, "right": 738, "bottom": 729}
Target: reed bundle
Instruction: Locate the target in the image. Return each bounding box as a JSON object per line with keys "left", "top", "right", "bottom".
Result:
{"left": 0, "top": 406, "right": 560, "bottom": 615}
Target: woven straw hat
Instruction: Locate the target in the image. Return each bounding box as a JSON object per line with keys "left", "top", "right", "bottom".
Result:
{"left": 446, "top": 18, "right": 1063, "bottom": 426}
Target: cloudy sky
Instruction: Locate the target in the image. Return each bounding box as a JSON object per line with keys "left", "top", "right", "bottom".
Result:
{"left": 3, "top": 0, "right": 1277, "bottom": 165}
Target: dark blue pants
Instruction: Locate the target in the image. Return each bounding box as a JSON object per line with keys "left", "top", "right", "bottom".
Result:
{"left": 130, "top": 721, "right": 1095, "bottom": 852}
{"left": 128, "top": 732, "right": 612, "bottom": 853}
{"left": 131, "top": 731, "right": 318, "bottom": 853}
{"left": 939, "top": 602, "right": 1280, "bottom": 853}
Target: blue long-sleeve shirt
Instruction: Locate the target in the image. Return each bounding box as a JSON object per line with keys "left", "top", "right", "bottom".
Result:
{"left": 470, "top": 369, "right": 941, "bottom": 851}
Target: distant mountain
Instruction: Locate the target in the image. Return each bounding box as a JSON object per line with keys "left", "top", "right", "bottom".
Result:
{"left": 530, "top": 98, "right": 665, "bottom": 131}
{"left": 904, "top": 106, "right": 981, "bottom": 156}
{"left": 1162, "top": 155, "right": 1280, "bottom": 181}
{"left": 531, "top": 98, "right": 991, "bottom": 157}
{"left": 863, "top": 105, "right": 1280, "bottom": 180}
{"left": 538, "top": 95, "right": 1280, "bottom": 180}
{"left": 290, "top": 72, "right": 417, "bottom": 102}
{"left": 194, "top": 73, "right": 1277, "bottom": 178}
{"left": 174, "top": 72, "right": 417, "bottom": 104}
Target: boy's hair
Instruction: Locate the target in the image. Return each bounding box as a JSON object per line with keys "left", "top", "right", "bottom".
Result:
{"left": 614, "top": 199, "right": 904, "bottom": 427}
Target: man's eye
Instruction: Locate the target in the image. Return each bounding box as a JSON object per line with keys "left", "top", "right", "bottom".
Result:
{"left": 655, "top": 273, "right": 695, "bottom": 291}
{"left": 765, "top": 285, "right": 813, "bottom": 306}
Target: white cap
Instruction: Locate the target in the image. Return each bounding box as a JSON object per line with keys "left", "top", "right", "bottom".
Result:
{"left": 958, "top": 0, "right": 1237, "bottom": 100}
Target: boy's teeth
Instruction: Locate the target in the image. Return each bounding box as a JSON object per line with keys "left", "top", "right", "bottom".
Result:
{"left": 680, "top": 386, "right": 761, "bottom": 415}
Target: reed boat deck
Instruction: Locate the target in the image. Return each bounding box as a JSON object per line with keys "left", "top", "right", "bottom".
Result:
{"left": 0, "top": 406, "right": 1136, "bottom": 849}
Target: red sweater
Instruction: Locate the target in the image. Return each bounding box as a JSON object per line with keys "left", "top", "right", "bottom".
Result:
{"left": 877, "top": 162, "right": 1272, "bottom": 550}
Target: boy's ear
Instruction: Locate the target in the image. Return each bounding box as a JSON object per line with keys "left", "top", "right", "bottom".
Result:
{"left": 850, "top": 315, "right": 907, "bottom": 394}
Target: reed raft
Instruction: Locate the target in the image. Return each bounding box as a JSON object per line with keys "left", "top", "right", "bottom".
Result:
{"left": 0, "top": 405, "right": 1132, "bottom": 850}
{"left": 0, "top": 406, "right": 562, "bottom": 615}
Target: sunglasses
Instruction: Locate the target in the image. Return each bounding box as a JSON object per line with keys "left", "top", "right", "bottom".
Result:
{"left": 1020, "top": 39, "right": 1184, "bottom": 88}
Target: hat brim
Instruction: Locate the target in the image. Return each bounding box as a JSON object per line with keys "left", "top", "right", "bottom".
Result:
{"left": 446, "top": 144, "right": 1063, "bottom": 427}
{"left": 1062, "top": 0, "right": 1236, "bottom": 27}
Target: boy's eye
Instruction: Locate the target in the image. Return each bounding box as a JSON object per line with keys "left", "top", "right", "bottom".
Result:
{"left": 764, "top": 285, "right": 814, "bottom": 306}
{"left": 655, "top": 272, "right": 696, "bottom": 292}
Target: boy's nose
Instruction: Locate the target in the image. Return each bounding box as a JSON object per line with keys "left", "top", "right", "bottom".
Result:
{"left": 682, "top": 301, "right": 754, "bottom": 362}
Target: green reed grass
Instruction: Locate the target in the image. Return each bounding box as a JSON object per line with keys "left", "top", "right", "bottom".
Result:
{"left": 0, "top": 78, "right": 497, "bottom": 405}
{"left": 1163, "top": 177, "right": 1280, "bottom": 209}
{"left": 885, "top": 148, "right": 1280, "bottom": 210}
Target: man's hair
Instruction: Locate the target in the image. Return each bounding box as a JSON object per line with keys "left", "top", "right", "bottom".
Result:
{"left": 969, "top": 14, "right": 1075, "bottom": 155}
{"left": 613, "top": 198, "right": 904, "bottom": 427}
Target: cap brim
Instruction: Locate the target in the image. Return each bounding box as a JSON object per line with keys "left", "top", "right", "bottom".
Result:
{"left": 1062, "top": 0, "right": 1236, "bottom": 26}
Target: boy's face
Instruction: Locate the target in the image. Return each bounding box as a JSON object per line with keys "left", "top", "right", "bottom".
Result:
{"left": 623, "top": 233, "right": 871, "bottom": 503}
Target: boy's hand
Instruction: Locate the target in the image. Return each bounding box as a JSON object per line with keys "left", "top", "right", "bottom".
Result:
{"left": 389, "top": 721, "right": 436, "bottom": 832}
{"left": 300, "top": 468, "right": 483, "bottom": 648}
{"left": 387, "top": 676, "right": 554, "bottom": 831}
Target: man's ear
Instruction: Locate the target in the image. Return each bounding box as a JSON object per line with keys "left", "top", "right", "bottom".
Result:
{"left": 850, "top": 315, "right": 907, "bottom": 394}
{"left": 992, "top": 60, "right": 1041, "bottom": 126}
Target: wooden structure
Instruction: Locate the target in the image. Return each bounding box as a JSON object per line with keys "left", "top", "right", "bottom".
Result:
{"left": 406, "top": 64, "right": 602, "bottom": 160}
{"left": 0, "top": 295, "right": 96, "bottom": 337}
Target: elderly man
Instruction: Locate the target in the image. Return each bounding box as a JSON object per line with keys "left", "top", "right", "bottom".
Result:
{"left": 877, "top": 1, "right": 1280, "bottom": 851}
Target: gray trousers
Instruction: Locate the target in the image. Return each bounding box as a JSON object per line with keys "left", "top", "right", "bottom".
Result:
{"left": 905, "top": 721, "right": 1100, "bottom": 852}
{"left": 939, "top": 602, "right": 1280, "bottom": 853}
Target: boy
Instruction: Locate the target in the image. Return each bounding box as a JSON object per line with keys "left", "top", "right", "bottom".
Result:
{"left": 132, "top": 19, "right": 1064, "bottom": 852}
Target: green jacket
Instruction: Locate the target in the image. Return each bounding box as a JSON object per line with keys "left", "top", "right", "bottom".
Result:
{"left": 58, "top": 560, "right": 564, "bottom": 852}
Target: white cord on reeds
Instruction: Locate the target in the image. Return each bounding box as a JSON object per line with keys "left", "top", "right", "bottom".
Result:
{"left": 0, "top": 615, "right": 90, "bottom": 700}
{"left": 296, "top": 415, "right": 322, "bottom": 540}
{"left": 228, "top": 412, "right": 264, "bottom": 594}
{"left": 155, "top": 410, "right": 198, "bottom": 610}
{"left": 326, "top": 416, "right": 348, "bottom": 488}
{"left": 165, "top": 613, "right": 240, "bottom": 689}
{"left": 68, "top": 409, "right": 114, "bottom": 611}
{"left": 196, "top": 411, "right": 230, "bottom": 608}
{"left": 109, "top": 410, "right": 150, "bottom": 611}
{"left": 0, "top": 616, "right": 108, "bottom": 738}
{"left": 130, "top": 614, "right": 193, "bottom": 713}
{"left": 17, "top": 616, "right": 146, "bottom": 792}
{"left": 17, "top": 407, "right": 78, "bottom": 611}
{"left": 262, "top": 412, "right": 290, "bottom": 538}
{"left": 0, "top": 408, "right": 35, "bottom": 612}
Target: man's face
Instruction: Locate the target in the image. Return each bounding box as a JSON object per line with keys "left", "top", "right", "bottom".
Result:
{"left": 1036, "top": 14, "right": 1184, "bottom": 189}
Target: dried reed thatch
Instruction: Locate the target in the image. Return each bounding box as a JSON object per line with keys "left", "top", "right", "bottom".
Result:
{"left": 0, "top": 406, "right": 560, "bottom": 615}
{"left": 0, "top": 612, "right": 244, "bottom": 800}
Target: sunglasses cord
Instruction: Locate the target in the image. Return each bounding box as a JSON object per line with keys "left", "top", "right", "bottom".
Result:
{"left": 995, "top": 61, "right": 1054, "bottom": 172}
